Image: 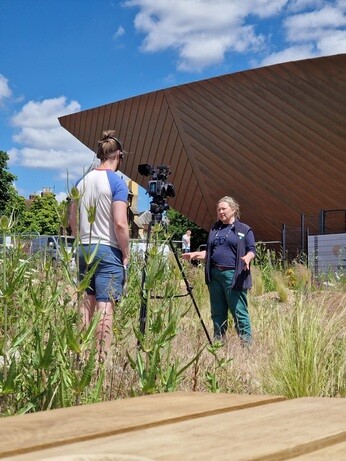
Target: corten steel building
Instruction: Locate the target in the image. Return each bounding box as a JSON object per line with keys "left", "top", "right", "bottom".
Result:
{"left": 59, "top": 54, "right": 346, "bottom": 243}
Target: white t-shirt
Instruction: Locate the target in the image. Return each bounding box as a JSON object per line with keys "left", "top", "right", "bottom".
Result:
{"left": 76, "top": 169, "right": 128, "bottom": 249}
{"left": 182, "top": 233, "right": 191, "bottom": 250}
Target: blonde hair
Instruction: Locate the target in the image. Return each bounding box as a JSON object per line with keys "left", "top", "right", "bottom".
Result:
{"left": 217, "top": 196, "right": 240, "bottom": 219}
{"left": 97, "top": 130, "right": 122, "bottom": 162}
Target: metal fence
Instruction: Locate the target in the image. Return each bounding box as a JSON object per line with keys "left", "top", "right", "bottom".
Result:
{"left": 319, "top": 209, "right": 346, "bottom": 235}
{"left": 281, "top": 209, "right": 346, "bottom": 262}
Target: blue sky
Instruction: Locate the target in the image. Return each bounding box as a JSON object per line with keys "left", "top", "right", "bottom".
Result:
{"left": 1, "top": 0, "right": 345, "bottom": 211}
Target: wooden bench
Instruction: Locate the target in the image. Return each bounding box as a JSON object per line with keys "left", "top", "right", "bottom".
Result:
{"left": 0, "top": 392, "right": 345, "bottom": 460}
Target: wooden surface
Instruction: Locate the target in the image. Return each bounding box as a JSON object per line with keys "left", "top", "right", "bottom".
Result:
{"left": 0, "top": 392, "right": 345, "bottom": 460}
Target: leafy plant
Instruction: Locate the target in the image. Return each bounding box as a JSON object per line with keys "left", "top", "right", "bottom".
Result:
{"left": 0, "top": 208, "right": 345, "bottom": 416}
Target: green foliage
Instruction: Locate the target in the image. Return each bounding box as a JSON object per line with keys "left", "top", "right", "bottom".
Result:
{"left": 166, "top": 208, "right": 208, "bottom": 250}
{"left": 18, "top": 193, "right": 62, "bottom": 235}
{"left": 0, "top": 250, "right": 104, "bottom": 413}
{"left": 4, "top": 192, "right": 67, "bottom": 236}
{"left": 284, "top": 264, "right": 312, "bottom": 292}
{"left": 4, "top": 186, "right": 26, "bottom": 232}
{"left": 253, "top": 243, "right": 283, "bottom": 292}
{"left": 0, "top": 207, "right": 345, "bottom": 415}
{"left": 204, "top": 342, "right": 233, "bottom": 393}
{"left": 0, "top": 151, "right": 17, "bottom": 216}
{"left": 0, "top": 211, "right": 104, "bottom": 414}
{"left": 126, "top": 227, "right": 204, "bottom": 394}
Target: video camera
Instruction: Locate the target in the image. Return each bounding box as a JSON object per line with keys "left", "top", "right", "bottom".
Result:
{"left": 138, "top": 163, "right": 175, "bottom": 222}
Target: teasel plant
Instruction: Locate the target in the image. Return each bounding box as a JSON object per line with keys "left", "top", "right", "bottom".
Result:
{"left": 0, "top": 212, "right": 16, "bottom": 383}
{"left": 66, "top": 185, "right": 104, "bottom": 404}
{"left": 1, "top": 194, "right": 345, "bottom": 415}
{"left": 125, "top": 224, "right": 206, "bottom": 395}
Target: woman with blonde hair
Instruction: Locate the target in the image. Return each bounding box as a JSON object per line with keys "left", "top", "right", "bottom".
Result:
{"left": 183, "top": 196, "right": 255, "bottom": 344}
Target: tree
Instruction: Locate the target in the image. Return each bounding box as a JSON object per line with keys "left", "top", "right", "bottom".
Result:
{"left": 166, "top": 208, "right": 208, "bottom": 251}
{"left": 0, "top": 151, "right": 17, "bottom": 216}
{"left": 4, "top": 185, "right": 27, "bottom": 231}
{"left": 20, "top": 193, "right": 61, "bottom": 235}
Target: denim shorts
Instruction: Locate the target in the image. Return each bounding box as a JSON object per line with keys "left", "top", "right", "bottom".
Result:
{"left": 78, "top": 244, "right": 125, "bottom": 302}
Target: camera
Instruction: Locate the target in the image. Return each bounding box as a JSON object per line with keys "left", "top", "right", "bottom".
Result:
{"left": 138, "top": 164, "right": 175, "bottom": 199}
{"left": 138, "top": 163, "right": 175, "bottom": 222}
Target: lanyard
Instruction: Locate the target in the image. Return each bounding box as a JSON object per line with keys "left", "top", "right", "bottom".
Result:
{"left": 214, "top": 223, "right": 234, "bottom": 240}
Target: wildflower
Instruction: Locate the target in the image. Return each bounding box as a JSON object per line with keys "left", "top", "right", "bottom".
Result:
{"left": 69, "top": 186, "right": 80, "bottom": 201}
{"left": 0, "top": 213, "right": 14, "bottom": 231}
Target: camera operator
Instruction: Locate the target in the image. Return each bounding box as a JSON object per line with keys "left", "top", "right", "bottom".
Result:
{"left": 69, "top": 130, "right": 130, "bottom": 362}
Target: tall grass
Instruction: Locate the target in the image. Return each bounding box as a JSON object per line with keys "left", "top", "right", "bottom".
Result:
{"left": 0, "top": 223, "right": 345, "bottom": 416}
{"left": 261, "top": 291, "right": 345, "bottom": 397}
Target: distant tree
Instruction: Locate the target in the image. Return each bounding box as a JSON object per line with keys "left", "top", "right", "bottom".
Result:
{"left": 4, "top": 185, "right": 27, "bottom": 231}
{"left": 166, "top": 208, "right": 208, "bottom": 251}
{"left": 21, "top": 193, "right": 61, "bottom": 235}
{"left": 0, "top": 151, "right": 17, "bottom": 215}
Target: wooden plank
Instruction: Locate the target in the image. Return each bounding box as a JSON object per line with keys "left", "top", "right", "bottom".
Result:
{"left": 291, "top": 441, "right": 346, "bottom": 460}
{"left": 6, "top": 396, "right": 345, "bottom": 461}
{"left": 0, "top": 392, "right": 284, "bottom": 458}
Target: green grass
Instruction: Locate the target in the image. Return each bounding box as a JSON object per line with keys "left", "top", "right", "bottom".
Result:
{"left": 0, "top": 231, "right": 345, "bottom": 416}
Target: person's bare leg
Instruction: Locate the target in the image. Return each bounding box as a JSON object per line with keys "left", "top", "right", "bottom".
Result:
{"left": 96, "top": 301, "right": 114, "bottom": 361}
{"left": 80, "top": 294, "right": 97, "bottom": 331}
{"left": 77, "top": 294, "right": 96, "bottom": 368}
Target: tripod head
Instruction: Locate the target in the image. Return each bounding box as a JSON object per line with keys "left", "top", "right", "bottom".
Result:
{"left": 138, "top": 163, "right": 175, "bottom": 223}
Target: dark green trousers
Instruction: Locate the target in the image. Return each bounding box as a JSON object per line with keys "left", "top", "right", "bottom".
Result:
{"left": 208, "top": 268, "right": 252, "bottom": 342}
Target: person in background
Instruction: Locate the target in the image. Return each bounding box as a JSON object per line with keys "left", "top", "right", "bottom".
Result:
{"left": 182, "top": 196, "right": 255, "bottom": 344}
{"left": 69, "top": 129, "right": 130, "bottom": 361}
{"left": 182, "top": 229, "right": 192, "bottom": 253}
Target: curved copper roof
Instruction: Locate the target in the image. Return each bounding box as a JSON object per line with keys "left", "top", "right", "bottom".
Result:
{"left": 59, "top": 54, "right": 346, "bottom": 241}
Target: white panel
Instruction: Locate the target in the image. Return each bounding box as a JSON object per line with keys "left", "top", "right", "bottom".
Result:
{"left": 308, "top": 233, "right": 346, "bottom": 276}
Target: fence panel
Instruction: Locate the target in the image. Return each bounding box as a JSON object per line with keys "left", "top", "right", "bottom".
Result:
{"left": 308, "top": 233, "right": 346, "bottom": 277}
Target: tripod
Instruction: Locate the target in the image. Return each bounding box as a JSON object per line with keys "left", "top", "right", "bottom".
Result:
{"left": 138, "top": 217, "right": 212, "bottom": 346}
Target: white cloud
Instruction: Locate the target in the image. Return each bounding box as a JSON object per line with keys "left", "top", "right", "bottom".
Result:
{"left": 258, "top": 44, "right": 315, "bottom": 66}
{"left": 287, "top": 0, "right": 325, "bottom": 13}
{"left": 125, "top": 0, "right": 346, "bottom": 71}
{"left": 248, "top": 0, "right": 289, "bottom": 17}
{"left": 8, "top": 97, "right": 95, "bottom": 182}
{"left": 0, "top": 74, "right": 12, "bottom": 104}
{"left": 113, "top": 25, "right": 125, "bottom": 39}
{"left": 317, "top": 29, "right": 346, "bottom": 54}
{"left": 125, "top": 0, "right": 289, "bottom": 71}
{"left": 54, "top": 191, "right": 68, "bottom": 203}
{"left": 284, "top": 6, "right": 346, "bottom": 42}
{"left": 270, "top": 3, "right": 346, "bottom": 64}
{"left": 177, "top": 25, "right": 265, "bottom": 71}
{"left": 11, "top": 97, "right": 80, "bottom": 129}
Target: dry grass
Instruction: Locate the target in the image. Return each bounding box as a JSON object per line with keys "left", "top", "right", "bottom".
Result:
{"left": 1, "top": 247, "right": 345, "bottom": 414}
{"left": 96, "top": 271, "right": 346, "bottom": 401}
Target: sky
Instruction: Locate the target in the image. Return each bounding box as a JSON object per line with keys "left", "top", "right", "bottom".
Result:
{"left": 0, "top": 0, "right": 345, "bottom": 211}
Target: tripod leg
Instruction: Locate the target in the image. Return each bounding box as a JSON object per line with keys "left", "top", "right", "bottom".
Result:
{"left": 138, "top": 222, "right": 152, "bottom": 337}
{"left": 169, "top": 240, "right": 212, "bottom": 345}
